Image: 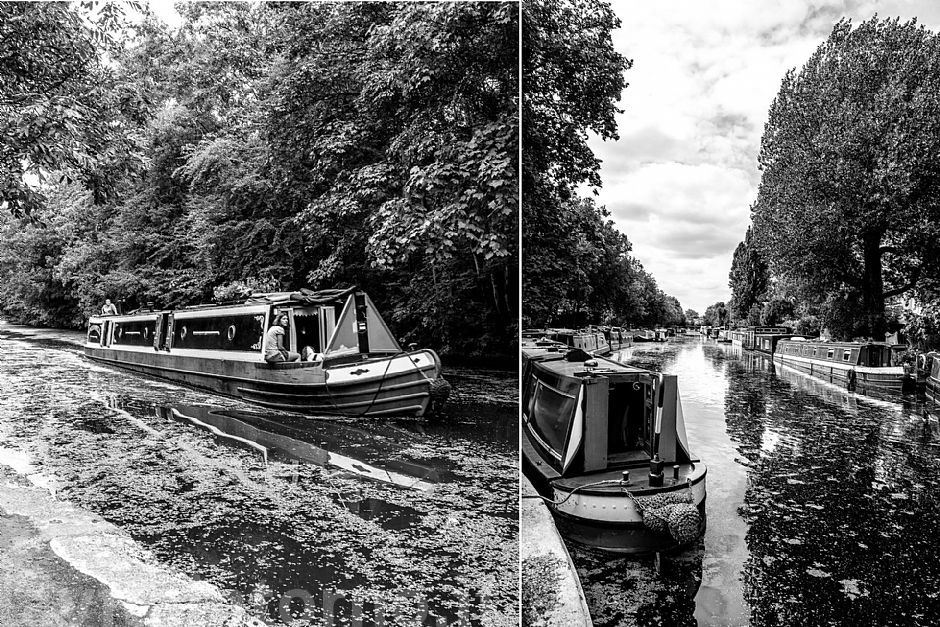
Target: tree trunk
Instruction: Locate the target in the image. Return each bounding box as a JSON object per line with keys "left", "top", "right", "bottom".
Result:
{"left": 861, "top": 232, "right": 887, "bottom": 339}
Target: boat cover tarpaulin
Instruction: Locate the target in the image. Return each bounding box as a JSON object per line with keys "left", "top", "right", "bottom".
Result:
{"left": 245, "top": 287, "right": 358, "bottom": 306}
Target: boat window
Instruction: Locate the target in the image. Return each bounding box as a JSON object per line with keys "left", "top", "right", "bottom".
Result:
{"left": 528, "top": 376, "right": 577, "bottom": 458}
{"left": 112, "top": 320, "right": 156, "bottom": 347}
{"left": 87, "top": 324, "right": 101, "bottom": 344}
{"left": 827, "top": 349, "right": 834, "bottom": 359}
{"left": 173, "top": 313, "right": 265, "bottom": 351}
{"left": 843, "top": 349, "right": 851, "bottom": 362}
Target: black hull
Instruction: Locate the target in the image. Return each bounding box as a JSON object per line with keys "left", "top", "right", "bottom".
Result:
{"left": 85, "top": 347, "right": 440, "bottom": 417}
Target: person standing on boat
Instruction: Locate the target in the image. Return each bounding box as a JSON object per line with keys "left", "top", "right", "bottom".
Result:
{"left": 100, "top": 299, "right": 118, "bottom": 316}
{"left": 264, "top": 313, "right": 301, "bottom": 363}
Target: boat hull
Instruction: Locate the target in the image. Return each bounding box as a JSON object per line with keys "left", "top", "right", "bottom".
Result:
{"left": 85, "top": 346, "right": 443, "bottom": 417}
{"left": 773, "top": 353, "right": 905, "bottom": 393}
{"left": 523, "top": 436, "right": 707, "bottom": 554}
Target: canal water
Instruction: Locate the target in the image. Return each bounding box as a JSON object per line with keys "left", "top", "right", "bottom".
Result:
{"left": 571, "top": 336, "right": 940, "bottom": 627}
{"left": 0, "top": 323, "right": 518, "bottom": 627}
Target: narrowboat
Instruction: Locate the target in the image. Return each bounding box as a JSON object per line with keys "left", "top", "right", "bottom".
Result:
{"left": 742, "top": 326, "right": 791, "bottom": 351}
{"left": 522, "top": 339, "right": 707, "bottom": 554}
{"left": 924, "top": 352, "right": 940, "bottom": 403}
{"left": 84, "top": 287, "right": 450, "bottom": 417}
{"left": 633, "top": 329, "right": 655, "bottom": 343}
{"left": 608, "top": 326, "right": 629, "bottom": 350}
{"left": 654, "top": 328, "right": 668, "bottom": 342}
{"left": 544, "top": 328, "right": 612, "bottom": 355}
{"left": 773, "top": 338, "right": 908, "bottom": 394}
{"left": 752, "top": 329, "right": 793, "bottom": 354}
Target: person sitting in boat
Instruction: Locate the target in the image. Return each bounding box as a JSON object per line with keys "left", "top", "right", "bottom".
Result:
{"left": 264, "top": 314, "right": 301, "bottom": 363}
{"left": 100, "top": 299, "right": 118, "bottom": 316}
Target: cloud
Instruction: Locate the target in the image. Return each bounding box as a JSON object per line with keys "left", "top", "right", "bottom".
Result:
{"left": 583, "top": 0, "right": 940, "bottom": 312}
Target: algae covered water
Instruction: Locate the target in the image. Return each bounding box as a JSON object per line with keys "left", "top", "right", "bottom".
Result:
{"left": 573, "top": 336, "right": 940, "bottom": 627}
{"left": 0, "top": 324, "right": 517, "bottom": 626}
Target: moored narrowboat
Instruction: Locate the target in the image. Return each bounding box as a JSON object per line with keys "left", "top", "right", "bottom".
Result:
{"left": 924, "top": 352, "right": 940, "bottom": 403}
{"left": 742, "top": 326, "right": 791, "bottom": 351}
{"left": 753, "top": 330, "right": 792, "bottom": 354}
{"left": 84, "top": 287, "right": 450, "bottom": 417}
{"left": 633, "top": 329, "right": 655, "bottom": 342}
{"left": 522, "top": 339, "right": 707, "bottom": 554}
{"left": 773, "top": 338, "right": 908, "bottom": 394}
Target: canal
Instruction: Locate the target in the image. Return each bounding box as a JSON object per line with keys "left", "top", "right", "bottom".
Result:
{"left": 571, "top": 336, "right": 940, "bottom": 627}
{"left": 0, "top": 323, "right": 518, "bottom": 627}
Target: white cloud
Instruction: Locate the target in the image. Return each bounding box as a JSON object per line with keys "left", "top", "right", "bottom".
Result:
{"left": 587, "top": 0, "right": 940, "bottom": 312}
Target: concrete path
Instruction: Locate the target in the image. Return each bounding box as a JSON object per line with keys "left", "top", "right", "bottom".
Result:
{"left": 0, "top": 458, "right": 264, "bottom": 627}
{"left": 521, "top": 476, "right": 593, "bottom": 626}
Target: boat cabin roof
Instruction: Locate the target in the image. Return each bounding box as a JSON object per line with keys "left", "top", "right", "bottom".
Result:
{"left": 522, "top": 344, "right": 648, "bottom": 378}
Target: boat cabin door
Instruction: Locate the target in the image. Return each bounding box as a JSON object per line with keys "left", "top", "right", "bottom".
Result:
{"left": 867, "top": 346, "right": 883, "bottom": 367}
{"left": 154, "top": 313, "right": 171, "bottom": 351}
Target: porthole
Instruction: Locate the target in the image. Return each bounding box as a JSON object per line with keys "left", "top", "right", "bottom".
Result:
{"left": 180, "top": 326, "right": 188, "bottom": 340}
{"left": 143, "top": 327, "right": 150, "bottom": 340}
{"left": 227, "top": 325, "right": 236, "bottom": 342}
{"left": 115, "top": 327, "right": 123, "bottom": 340}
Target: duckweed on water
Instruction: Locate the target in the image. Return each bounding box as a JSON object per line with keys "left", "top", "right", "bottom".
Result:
{"left": 0, "top": 332, "right": 517, "bottom": 626}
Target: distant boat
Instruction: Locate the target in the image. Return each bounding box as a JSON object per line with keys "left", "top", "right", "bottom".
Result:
{"left": 85, "top": 287, "right": 450, "bottom": 417}
{"left": 921, "top": 351, "right": 940, "bottom": 403}
{"left": 773, "top": 338, "right": 909, "bottom": 394}
{"left": 633, "top": 329, "right": 655, "bottom": 342}
{"left": 521, "top": 338, "right": 707, "bottom": 554}
{"left": 523, "top": 328, "right": 615, "bottom": 355}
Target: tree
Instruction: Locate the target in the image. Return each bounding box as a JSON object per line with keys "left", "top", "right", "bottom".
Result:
{"left": 0, "top": 2, "right": 145, "bottom": 216}
{"left": 752, "top": 17, "right": 940, "bottom": 339}
{"left": 522, "top": 0, "right": 631, "bottom": 323}
{"left": 728, "top": 226, "right": 768, "bottom": 323}
{"left": 703, "top": 302, "right": 729, "bottom": 328}
{"left": 0, "top": 3, "right": 519, "bottom": 360}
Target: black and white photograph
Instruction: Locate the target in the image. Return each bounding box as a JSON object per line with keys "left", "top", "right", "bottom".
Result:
{"left": 8, "top": 0, "right": 940, "bottom": 626}
{"left": 0, "top": 2, "right": 517, "bottom": 626}
{"left": 522, "top": 0, "right": 940, "bottom": 626}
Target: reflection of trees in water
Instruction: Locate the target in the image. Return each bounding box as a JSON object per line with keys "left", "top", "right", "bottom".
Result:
{"left": 722, "top": 359, "right": 768, "bottom": 463}
{"left": 737, "top": 387, "right": 940, "bottom": 625}
{"left": 569, "top": 540, "right": 704, "bottom": 627}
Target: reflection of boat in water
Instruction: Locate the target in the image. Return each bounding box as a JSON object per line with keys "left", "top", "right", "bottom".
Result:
{"left": 773, "top": 339, "right": 908, "bottom": 394}
{"left": 85, "top": 288, "right": 449, "bottom": 417}
{"left": 521, "top": 339, "right": 706, "bottom": 554}
{"left": 773, "top": 364, "right": 859, "bottom": 412}
{"left": 166, "top": 405, "right": 443, "bottom": 491}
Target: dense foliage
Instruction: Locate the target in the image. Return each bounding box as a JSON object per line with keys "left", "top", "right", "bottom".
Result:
{"left": 749, "top": 17, "right": 940, "bottom": 341}
{"left": 521, "top": 0, "right": 684, "bottom": 329}
{"left": 0, "top": 2, "right": 518, "bottom": 360}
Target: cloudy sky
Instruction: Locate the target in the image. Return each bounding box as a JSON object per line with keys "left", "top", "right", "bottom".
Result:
{"left": 588, "top": 0, "right": 940, "bottom": 314}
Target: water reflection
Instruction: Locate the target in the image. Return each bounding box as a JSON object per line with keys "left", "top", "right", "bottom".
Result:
{"left": 594, "top": 338, "right": 940, "bottom": 626}
{"left": 0, "top": 330, "right": 518, "bottom": 626}
{"left": 164, "top": 405, "right": 446, "bottom": 491}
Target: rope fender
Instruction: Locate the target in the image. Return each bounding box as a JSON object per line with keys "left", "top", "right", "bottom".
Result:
{"left": 627, "top": 484, "right": 702, "bottom": 545}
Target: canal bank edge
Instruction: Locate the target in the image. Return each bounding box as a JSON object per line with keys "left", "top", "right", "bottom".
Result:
{"left": 0, "top": 456, "right": 264, "bottom": 627}
{"left": 521, "top": 475, "right": 593, "bottom": 626}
